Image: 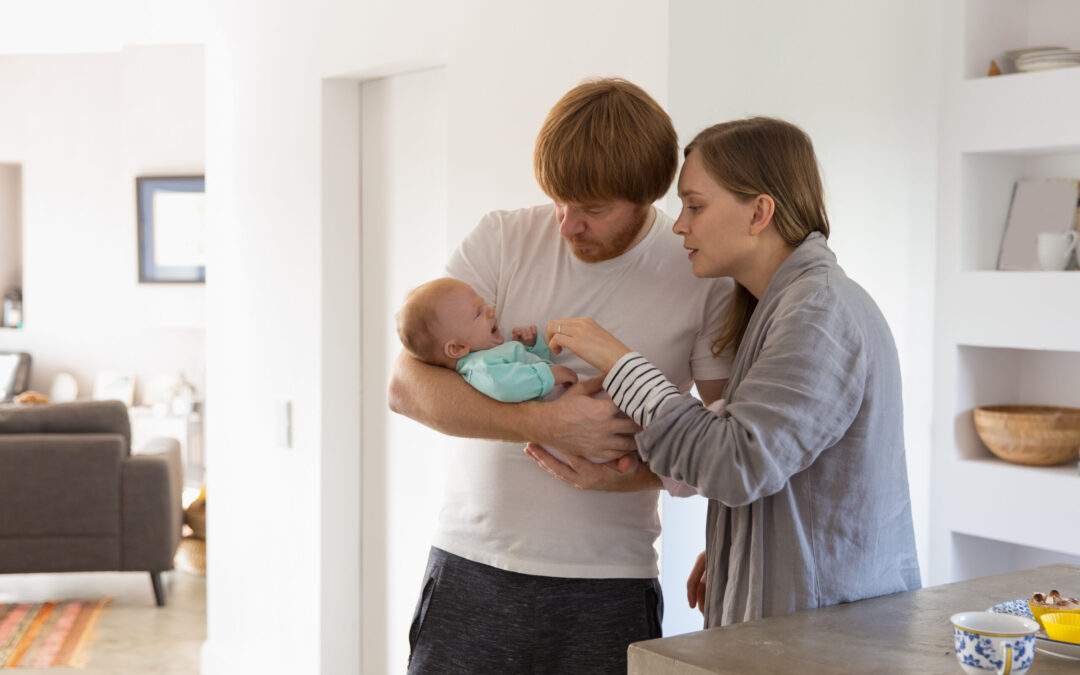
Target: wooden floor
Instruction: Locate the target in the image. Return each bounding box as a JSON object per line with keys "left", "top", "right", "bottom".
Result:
{"left": 0, "top": 570, "right": 206, "bottom": 674}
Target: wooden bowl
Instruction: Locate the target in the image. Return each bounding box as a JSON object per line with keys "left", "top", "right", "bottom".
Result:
{"left": 973, "top": 405, "right": 1080, "bottom": 466}
{"left": 184, "top": 498, "right": 206, "bottom": 539}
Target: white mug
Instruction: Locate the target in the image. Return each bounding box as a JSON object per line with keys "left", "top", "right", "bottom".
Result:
{"left": 1037, "top": 230, "right": 1078, "bottom": 270}
{"left": 951, "top": 611, "right": 1039, "bottom": 675}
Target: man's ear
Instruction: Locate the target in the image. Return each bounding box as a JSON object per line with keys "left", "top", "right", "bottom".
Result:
{"left": 444, "top": 341, "right": 470, "bottom": 360}
{"left": 747, "top": 194, "right": 776, "bottom": 237}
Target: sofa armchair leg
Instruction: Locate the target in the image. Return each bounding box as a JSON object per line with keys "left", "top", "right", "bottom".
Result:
{"left": 150, "top": 571, "right": 166, "bottom": 606}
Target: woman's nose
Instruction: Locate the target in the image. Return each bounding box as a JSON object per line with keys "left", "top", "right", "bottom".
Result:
{"left": 672, "top": 212, "right": 688, "bottom": 235}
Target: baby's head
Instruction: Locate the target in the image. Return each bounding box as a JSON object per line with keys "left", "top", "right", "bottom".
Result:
{"left": 397, "top": 278, "right": 504, "bottom": 367}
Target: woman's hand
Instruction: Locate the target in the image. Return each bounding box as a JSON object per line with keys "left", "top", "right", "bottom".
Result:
{"left": 546, "top": 317, "right": 632, "bottom": 373}
{"left": 687, "top": 550, "right": 707, "bottom": 617}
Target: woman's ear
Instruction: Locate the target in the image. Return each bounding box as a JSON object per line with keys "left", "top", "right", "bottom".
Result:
{"left": 747, "top": 195, "right": 776, "bottom": 236}
{"left": 444, "top": 340, "right": 470, "bottom": 360}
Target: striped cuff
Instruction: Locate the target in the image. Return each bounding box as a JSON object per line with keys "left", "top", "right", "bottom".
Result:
{"left": 603, "top": 352, "right": 680, "bottom": 428}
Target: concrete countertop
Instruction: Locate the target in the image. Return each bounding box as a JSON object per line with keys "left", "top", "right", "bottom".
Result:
{"left": 629, "top": 563, "right": 1080, "bottom": 674}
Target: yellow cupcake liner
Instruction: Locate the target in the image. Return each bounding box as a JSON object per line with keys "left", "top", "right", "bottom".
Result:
{"left": 1042, "top": 613, "right": 1080, "bottom": 645}
{"left": 1027, "top": 599, "right": 1080, "bottom": 629}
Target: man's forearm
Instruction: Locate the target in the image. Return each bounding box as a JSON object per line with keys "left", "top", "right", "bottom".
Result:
{"left": 388, "top": 350, "right": 544, "bottom": 443}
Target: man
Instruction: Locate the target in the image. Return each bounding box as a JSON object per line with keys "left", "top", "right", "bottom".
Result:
{"left": 388, "top": 78, "right": 732, "bottom": 674}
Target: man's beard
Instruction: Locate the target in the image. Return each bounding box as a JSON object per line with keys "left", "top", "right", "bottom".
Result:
{"left": 566, "top": 206, "right": 650, "bottom": 263}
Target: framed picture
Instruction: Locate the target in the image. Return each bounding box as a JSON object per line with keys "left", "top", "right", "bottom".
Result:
{"left": 136, "top": 176, "right": 206, "bottom": 283}
{"left": 93, "top": 371, "right": 136, "bottom": 407}
{"left": 997, "top": 179, "right": 1079, "bottom": 270}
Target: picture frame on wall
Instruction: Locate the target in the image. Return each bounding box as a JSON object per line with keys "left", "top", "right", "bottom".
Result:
{"left": 92, "top": 371, "right": 136, "bottom": 407}
{"left": 136, "top": 176, "right": 206, "bottom": 283}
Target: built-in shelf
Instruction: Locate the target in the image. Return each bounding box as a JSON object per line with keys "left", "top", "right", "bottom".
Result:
{"left": 945, "top": 457, "right": 1080, "bottom": 559}
{"left": 960, "top": 151, "right": 1080, "bottom": 271}
{"left": 951, "top": 532, "right": 1080, "bottom": 583}
{"left": 932, "top": 0, "right": 1080, "bottom": 585}
{"left": 963, "top": 0, "right": 1080, "bottom": 81}
{"left": 946, "top": 275, "right": 1080, "bottom": 351}
{"left": 956, "top": 346, "right": 1080, "bottom": 440}
{"left": 950, "top": 71, "right": 1080, "bottom": 153}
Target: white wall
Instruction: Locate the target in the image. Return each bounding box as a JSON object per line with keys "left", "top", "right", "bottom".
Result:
{"left": 203, "top": 1, "right": 670, "bottom": 672}
{"left": 667, "top": 0, "right": 940, "bottom": 596}
{"left": 360, "top": 68, "right": 450, "bottom": 674}
{"left": 0, "top": 46, "right": 206, "bottom": 401}
{"left": 0, "top": 0, "right": 207, "bottom": 55}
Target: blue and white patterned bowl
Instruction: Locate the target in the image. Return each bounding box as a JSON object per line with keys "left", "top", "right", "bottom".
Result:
{"left": 951, "top": 611, "right": 1039, "bottom": 675}
{"left": 987, "top": 599, "right": 1034, "bottom": 621}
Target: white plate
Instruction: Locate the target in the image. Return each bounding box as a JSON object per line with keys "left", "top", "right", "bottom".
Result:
{"left": 988, "top": 599, "right": 1080, "bottom": 661}
{"left": 1004, "top": 46, "right": 1067, "bottom": 57}
{"left": 1037, "top": 637, "right": 1080, "bottom": 662}
{"left": 1015, "top": 50, "right": 1080, "bottom": 72}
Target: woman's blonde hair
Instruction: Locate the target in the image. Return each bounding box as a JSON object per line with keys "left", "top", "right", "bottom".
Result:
{"left": 534, "top": 78, "right": 677, "bottom": 205}
{"left": 685, "top": 117, "right": 830, "bottom": 357}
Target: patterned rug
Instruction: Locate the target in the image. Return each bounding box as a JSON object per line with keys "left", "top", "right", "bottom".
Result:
{"left": 0, "top": 599, "right": 111, "bottom": 668}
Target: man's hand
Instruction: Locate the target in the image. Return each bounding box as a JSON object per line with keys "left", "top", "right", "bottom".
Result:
{"left": 549, "top": 365, "right": 579, "bottom": 388}
{"left": 540, "top": 377, "right": 640, "bottom": 460}
{"left": 511, "top": 325, "right": 538, "bottom": 347}
{"left": 524, "top": 443, "right": 662, "bottom": 492}
{"left": 687, "top": 550, "right": 707, "bottom": 617}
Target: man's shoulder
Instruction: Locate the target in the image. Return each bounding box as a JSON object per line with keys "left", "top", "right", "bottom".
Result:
{"left": 480, "top": 203, "right": 554, "bottom": 227}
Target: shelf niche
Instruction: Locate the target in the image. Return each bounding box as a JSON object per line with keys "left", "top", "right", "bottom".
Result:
{"left": 961, "top": 149, "right": 1080, "bottom": 271}
{"left": 0, "top": 163, "right": 21, "bottom": 329}
{"left": 964, "top": 0, "right": 1080, "bottom": 80}
{"left": 951, "top": 532, "right": 1080, "bottom": 583}
{"left": 955, "top": 345, "right": 1080, "bottom": 461}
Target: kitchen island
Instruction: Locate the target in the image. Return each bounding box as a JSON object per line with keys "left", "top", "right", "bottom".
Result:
{"left": 629, "top": 563, "right": 1080, "bottom": 673}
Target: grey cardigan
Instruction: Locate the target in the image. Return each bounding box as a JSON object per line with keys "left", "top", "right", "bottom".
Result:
{"left": 638, "top": 232, "right": 921, "bottom": 627}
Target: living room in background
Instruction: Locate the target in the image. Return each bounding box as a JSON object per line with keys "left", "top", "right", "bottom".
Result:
{"left": 0, "top": 45, "right": 206, "bottom": 408}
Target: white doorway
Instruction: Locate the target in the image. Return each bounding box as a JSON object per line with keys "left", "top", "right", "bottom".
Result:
{"left": 360, "top": 66, "right": 449, "bottom": 675}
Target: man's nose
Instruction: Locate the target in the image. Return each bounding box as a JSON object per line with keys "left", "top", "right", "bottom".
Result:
{"left": 558, "top": 207, "right": 586, "bottom": 237}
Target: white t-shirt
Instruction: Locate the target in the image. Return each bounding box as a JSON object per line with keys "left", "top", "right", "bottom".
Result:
{"left": 437, "top": 203, "right": 733, "bottom": 578}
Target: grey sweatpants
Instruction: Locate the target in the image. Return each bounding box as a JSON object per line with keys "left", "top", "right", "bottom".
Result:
{"left": 407, "top": 547, "right": 663, "bottom": 674}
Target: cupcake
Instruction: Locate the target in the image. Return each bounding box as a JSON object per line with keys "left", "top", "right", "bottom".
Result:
{"left": 1028, "top": 590, "right": 1080, "bottom": 628}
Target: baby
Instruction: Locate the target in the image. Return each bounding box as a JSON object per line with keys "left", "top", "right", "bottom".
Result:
{"left": 398, "top": 277, "right": 706, "bottom": 496}
{"left": 396, "top": 278, "right": 578, "bottom": 403}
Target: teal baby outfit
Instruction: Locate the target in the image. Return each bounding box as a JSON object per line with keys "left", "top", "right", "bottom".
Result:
{"left": 455, "top": 338, "right": 556, "bottom": 402}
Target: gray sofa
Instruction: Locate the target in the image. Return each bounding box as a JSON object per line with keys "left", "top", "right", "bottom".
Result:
{"left": 0, "top": 400, "right": 183, "bottom": 605}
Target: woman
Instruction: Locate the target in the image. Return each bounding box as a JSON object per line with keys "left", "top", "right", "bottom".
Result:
{"left": 534, "top": 117, "right": 921, "bottom": 627}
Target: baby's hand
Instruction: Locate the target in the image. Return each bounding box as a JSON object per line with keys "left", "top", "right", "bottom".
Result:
{"left": 512, "top": 325, "right": 538, "bottom": 346}
{"left": 550, "top": 365, "right": 579, "bottom": 388}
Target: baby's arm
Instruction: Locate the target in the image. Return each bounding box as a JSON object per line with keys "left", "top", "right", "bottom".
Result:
{"left": 460, "top": 356, "right": 556, "bottom": 403}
